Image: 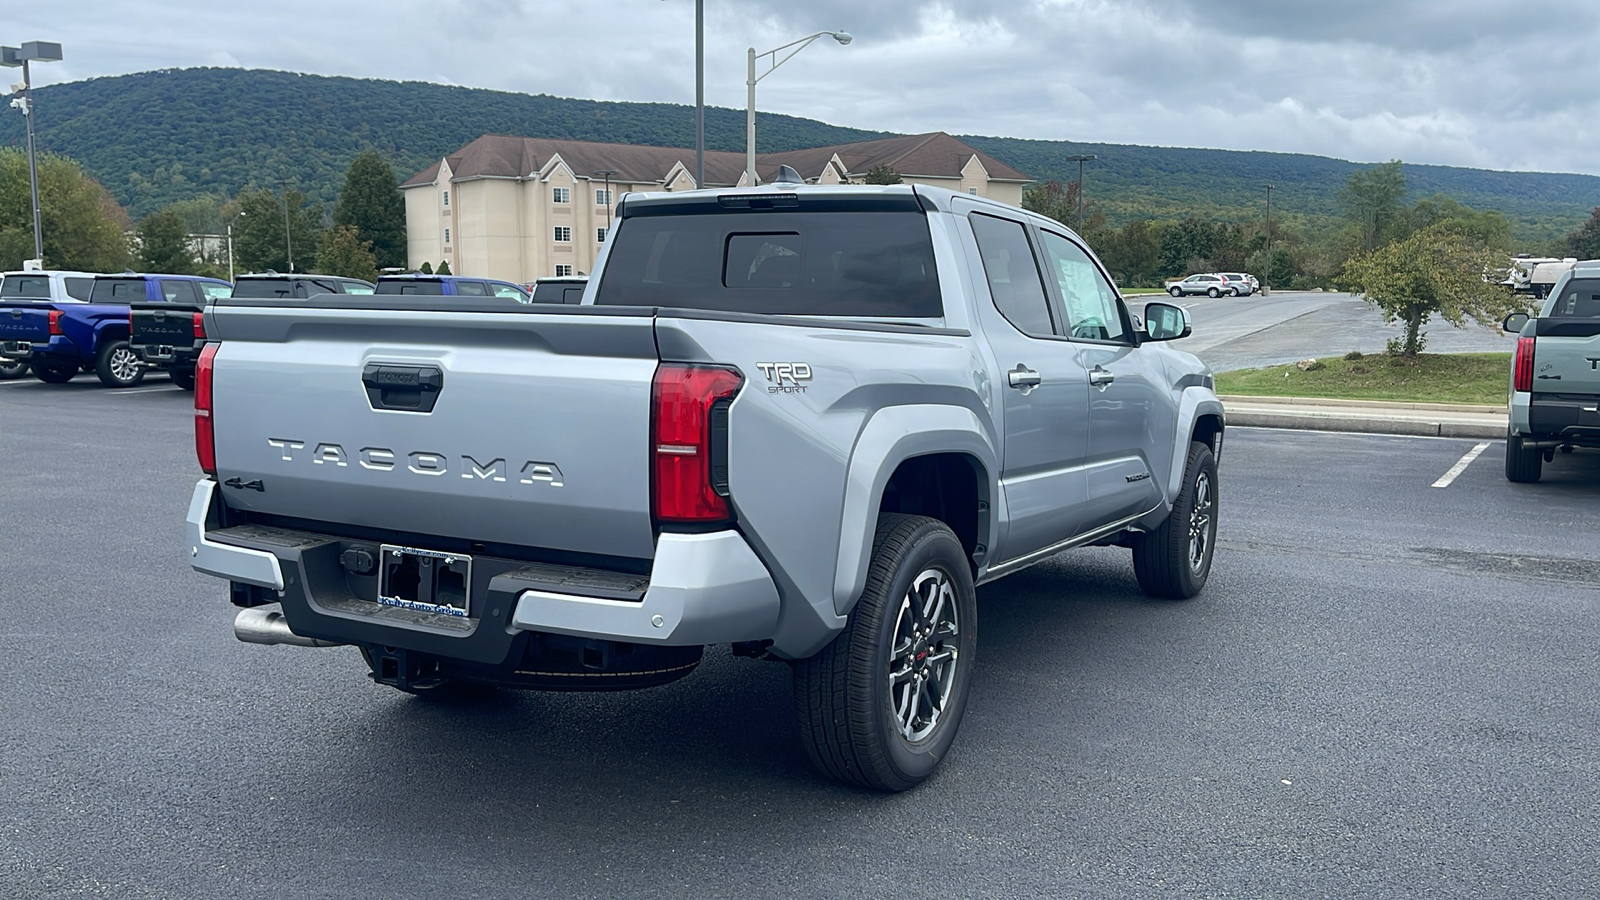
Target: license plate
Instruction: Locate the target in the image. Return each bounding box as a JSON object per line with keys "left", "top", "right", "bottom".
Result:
{"left": 376, "top": 545, "right": 472, "bottom": 617}
{"left": 146, "top": 345, "right": 175, "bottom": 360}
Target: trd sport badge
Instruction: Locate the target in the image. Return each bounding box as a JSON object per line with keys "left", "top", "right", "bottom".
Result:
{"left": 755, "top": 362, "right": 812, "bottom": 394}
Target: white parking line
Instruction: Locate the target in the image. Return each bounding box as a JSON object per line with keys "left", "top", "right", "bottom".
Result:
{"left": 1431, "top": 442, "right": 1493, "bottom": 488}
{"left": 107, "top": 386, "right": 181, "bottom": 396}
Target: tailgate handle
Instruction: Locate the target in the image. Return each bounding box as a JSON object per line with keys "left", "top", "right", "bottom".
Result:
{"left": 362, "top": 364, "right": 444, "bottom": 413}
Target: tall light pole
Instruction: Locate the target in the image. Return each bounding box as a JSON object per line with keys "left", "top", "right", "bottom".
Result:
{"left": 226, "top": 210, "right": 246, "bottom": 282}
{"left": 694, "top": 0, "right": 703, "bottom": 188}
{"left": 747, "top": 30, "right": 851, "bottom": 187}
{"left": 2, "top": 42, "right": 64, "bottom": 266}
{"left": 594, "top": 169, "right": 616, "bottom": 229}
{"left": 1264, "top": 184, "right": 1273, "bottom": 296}
{"left": 1065, "top": 153, "right": 1096, "bottom": 233}
{"left": 278, "top": 181, "right": 295, "bottom": 273}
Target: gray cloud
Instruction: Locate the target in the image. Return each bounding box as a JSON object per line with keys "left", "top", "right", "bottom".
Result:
{"left": 7, "top": 0, "right": 1600, "bottom": 175}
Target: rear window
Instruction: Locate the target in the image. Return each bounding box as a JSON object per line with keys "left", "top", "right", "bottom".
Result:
{"left": 232, "top": 279, "right": 299, "bottom": 298}
{"left": 594, "top": 210, "right": 942, "bottom": 317}
{"left": 64, "top": 277, "right": 94, "bottom": 300}
{"left": 1549, "top": 278, "right": 1600, "bottom": 319}
{"left": 1, "top": 275, "right": 52, "bottom": 299}
{"left": 89, "top": 278, "right": 148, "bottom": 303}
{"left": 375, "top": 280, "right": 445, "bottom": 295}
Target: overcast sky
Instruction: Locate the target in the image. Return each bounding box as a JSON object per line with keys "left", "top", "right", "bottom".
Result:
{"left": 11, "top": 0, "right": 1600, "bottom": 175}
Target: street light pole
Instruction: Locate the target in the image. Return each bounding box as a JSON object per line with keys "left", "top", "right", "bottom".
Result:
{"left": 1065, "top": 153, "right": 1096, "bottom": 233}
{"left": 2, "top": 42, "right": 63, "bottom": 265}
{"left": 594, "top": 169, "right": 616, "bottom": 229}
{"left": 1265, "top": 184, "right": 1273, "bottom": 296}
{"left": 279, "top": 182, "right": 294, "bottom": 273}
{"left": 746, "top": 30, "right": 851, "bottom": 187}
{"left": 695, "top": 0, "right": 704, "bottom": 189}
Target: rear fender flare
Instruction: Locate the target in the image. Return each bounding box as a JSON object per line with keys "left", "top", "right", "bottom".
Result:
{"left": 832, "top": 404, "right": 998, "bottom": 617}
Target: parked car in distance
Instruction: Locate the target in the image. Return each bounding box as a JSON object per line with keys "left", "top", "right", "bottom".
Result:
{"left": 529, "top": 275, "right": 588, "bottom": 304}
{"left": 230, "top": 273, "right": 376, "bottom": 298}
{"left": 0, "top": 272, "right": 230, "bottom": 386}
{"left": 1166, "top": 273, "right": 1229, "bottom": 297}
{"left": 375, "top": 274, "right": 531, "bottom": 303}
{"left": 0, "top": 269, "right": 99, "bottom": 379}
{"left": 1502, "top": 261, "right": 1600, "bottom": 482}
{"left": 1218, "top": 273, "right": 1255, "bottom": 297}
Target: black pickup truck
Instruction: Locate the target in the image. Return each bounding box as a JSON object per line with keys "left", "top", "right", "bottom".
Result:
{"left": 130, "top": 274, "right": 374, "bottom": 389}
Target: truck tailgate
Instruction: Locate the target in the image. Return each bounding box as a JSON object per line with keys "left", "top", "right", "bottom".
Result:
{"left": 130, "top": 303, "right": 201, "bottom": 350}
{"left": 0, "top": 303, "right": 55, "bottom": 343}
{"left": 1532, "top": 320, "right": 1600, "bottom": 395}
{"left": 209, "top": 304, "right": 661, "bottom": 561}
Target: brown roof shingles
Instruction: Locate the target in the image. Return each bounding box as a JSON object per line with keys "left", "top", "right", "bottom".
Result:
{"left": 402, "top": 132, "right": 1029, "bottom": 189}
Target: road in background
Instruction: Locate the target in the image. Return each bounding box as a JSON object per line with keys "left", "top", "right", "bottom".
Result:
{"left": 1133, "top": 291, "right": 1516, "bottom": 372}
{"left": 2, "top": 384, "right": 1597, "bottom": 898}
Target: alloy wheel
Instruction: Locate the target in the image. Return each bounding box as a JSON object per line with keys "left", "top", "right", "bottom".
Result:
{"left": 1188, "top": 471, "right": 1213, "bottom": 572}
{"left": 887, "top": 566, "right": 961, "bottom": 742}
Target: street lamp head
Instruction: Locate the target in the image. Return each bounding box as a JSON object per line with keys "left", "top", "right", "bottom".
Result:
{"left": 18, "top": 42, "right": 63, "bottom": 63}
{"left": 0, "top": 47, "right": 20, "bottom": 68}
{"left": 831, "top": 30, "right": 852, "bottom": 45}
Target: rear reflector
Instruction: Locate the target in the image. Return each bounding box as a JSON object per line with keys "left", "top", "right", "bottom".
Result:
{"left": 194, "top": 343, "right": 219, "bottom": 475}
{"left": 48, "top": 310, "right": 62, "bottom": 336}
{"left": 1513, "top": 335, "right": 1535, "bottom": 393}
{"left": 651, "top": 364, "right": 742, "bottom": 523}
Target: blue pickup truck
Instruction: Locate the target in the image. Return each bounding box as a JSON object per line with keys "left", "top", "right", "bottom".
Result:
{"left": 375, "top": 274, "right": 531, "bottom": 302}
{"left": 0, "top": 272, "right": 231, "bottom": 386}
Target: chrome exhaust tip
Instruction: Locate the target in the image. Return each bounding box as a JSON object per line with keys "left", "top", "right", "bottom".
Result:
{"left": 234, "top": 603, "right": 342, "bottom": 648}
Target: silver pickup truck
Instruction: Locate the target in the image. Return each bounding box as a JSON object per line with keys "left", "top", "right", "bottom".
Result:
{"left": 186, "top": 184, "right": 1225, "bottom": 791}
{"left": 1503, "top": 261, "right": 1600, "bottom": 482}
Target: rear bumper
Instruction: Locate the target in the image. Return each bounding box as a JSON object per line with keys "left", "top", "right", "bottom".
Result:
{"left": 1519, "top": 392, "right": 1600, "bottom": 446}
{"left": 133, "top": 338, "right": 203, "bottom": 366}
{"left": 185, "top": 479, "right": 781, "bottom": 663}
{"left": 0, "top": 336, "right": 75, "bottom": 361}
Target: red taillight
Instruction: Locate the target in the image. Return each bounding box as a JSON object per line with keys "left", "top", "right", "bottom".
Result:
{"left": 195, "top": 343, "right": 219, "bottom": 475}
{"left": 48, "top": 310, "right": 62, "bottom": 336}
{"left": 1513, "top": 335, "right": 1536, "bottom": 393}
{"left": 651, "top": 363, "right": 742, "bottom": 523}
{"left": 192, "top": 311, "right": 205, "bottom": 338}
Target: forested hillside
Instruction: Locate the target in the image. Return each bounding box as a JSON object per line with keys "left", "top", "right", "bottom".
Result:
{"left": 2, "top": 67, "right": 1597, "bottom": 240}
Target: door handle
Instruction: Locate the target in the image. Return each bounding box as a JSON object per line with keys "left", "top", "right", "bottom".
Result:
{"left": 1088, "top": 366, "right": 1115, "bottom": 388}
{"left": 1007, "top": 364, "right": 1041, "bottom": 391}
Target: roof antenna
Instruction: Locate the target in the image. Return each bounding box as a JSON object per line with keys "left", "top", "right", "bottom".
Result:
{"left": 773, "top": 164, "right": 804, "bottom": 186}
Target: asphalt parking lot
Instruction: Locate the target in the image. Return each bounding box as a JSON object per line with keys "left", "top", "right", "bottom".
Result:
{"left": 3, "top": 378, "right": 1598, "bottom": 899}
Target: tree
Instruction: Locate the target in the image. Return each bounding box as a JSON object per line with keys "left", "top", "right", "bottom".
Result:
{"left": 1339, "top": 160, "right": 1408, "bottom": 253}
{"left": 136, "top": 209, "right": 198, "bottom": 274}
{"left": 333, "top": 152, "right": 407, "bottom": 269}
{"left": 435, "top": 259, "right": 452, "bottom": 275}
{"left": 1340, "top": 224, "right": 1512, "bottom": 356}
{"left": 231, "top": 187, "right": 325, "bottom": 274}
{"left": 0, "top": 149, "right": 129, "bottom": 271}
{"left": 1407, "top": 194, "right": 1511, "bottom": 250}
{"left": 315, "top": 225, "right": 380, "bottom": 282}
{"left": 1566, "top": 207, "right": 1600, "bottom": 260}
{"left": 1022, "top": 180, "right": 1078, "bottom": 227}
{"left": 862, "top": 164, "right": 902, "bottom": 185}
{"left": 419, "top": 261, "right": 433, "bottom": 274}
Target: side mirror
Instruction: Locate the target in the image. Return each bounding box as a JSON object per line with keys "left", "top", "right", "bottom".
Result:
{"left": 1502, "top": 312, "right": 1531, "bottom": 334}
{"left": 1142, "top": 301, "right": 1192, "bottom": 341}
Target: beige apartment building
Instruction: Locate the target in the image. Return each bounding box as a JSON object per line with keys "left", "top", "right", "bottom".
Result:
{"left": 400, "top": 132, "right": 1030, "bottom": 283}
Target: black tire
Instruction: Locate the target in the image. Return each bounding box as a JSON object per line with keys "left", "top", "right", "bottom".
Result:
{"left": 168, "top": 366, "right": 196, "bottom": 391}
{"left": 32, "top": 361, "right": 77, "bottom": 384}
{"left": 1168, "top": 286, "right": 1183, "bottom": 297}
{"left": 94, "top": 340, "right": 145, "bottom": 387}
{"left": 1132, "top": 441, "right": 1218, "bottom": 599}
{"left": 0, "top": 359, "right": 27, "bottom": 380}
{"left": 1207, "top": 287, "right": 1222, "bottom": 298}
{"left": 793, "top": 513, "right": 977, "bottom": 792}
{"left": 1505, "top": 432, "right": 1542, "bottom": 483}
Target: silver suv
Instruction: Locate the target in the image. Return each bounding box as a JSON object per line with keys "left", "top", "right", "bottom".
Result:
{"left": 1166, "top": 273, "right": 1229, "bottom": 297}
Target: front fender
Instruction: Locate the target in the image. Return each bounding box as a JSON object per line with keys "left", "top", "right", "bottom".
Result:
{"left": 1167, "top": 387, "right": 1226, "bottom": 503}
{"left": 831, "top": 404, "right": 998, "bottom": 616}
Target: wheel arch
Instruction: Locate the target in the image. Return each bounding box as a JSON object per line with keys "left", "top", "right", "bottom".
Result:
{"left": 832, "top": 405, "right": 998, "bottom": 618}
{"left": 1166, "top": 388, "right": 1226, "bottom": 504}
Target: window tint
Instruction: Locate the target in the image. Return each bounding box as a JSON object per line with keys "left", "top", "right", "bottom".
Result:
{"left": 1038, "top": 231, "right": 1129, "bottom": 342}
{"left": 231, "top": 279, "right": 296, "bottom": 298}
{"left": 1550, "top": 278, "right": 1600, "bottom": 319}
{"left": 595, "top": 210, "right": 942, "bottom": 317}
{"left": 1, "top": 275, "right": 52, "bottom": 298}
{"left": 343, "top": 283, "right": 375, "bottom": 295}
{"left": 375, "top": 280, "right": 445, "bottom": 295}
{"left": 89, "top": 278, "right": 148, "bottom": 303}
{"left": 455, "top": 281, "right": 488, "bottom": 296}
{"left": 160, "top": 280, "right": 198, "bottom": 303}
{"left": 969, "top": 213, "right": 1053, "bottom": 337}
{"left": 64, "top": 277, "right": 94, "bottom": 300}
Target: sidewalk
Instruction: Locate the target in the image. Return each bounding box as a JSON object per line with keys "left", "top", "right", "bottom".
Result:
{"left": 1221, "top": 395, "right": 1507, "bottom": 439}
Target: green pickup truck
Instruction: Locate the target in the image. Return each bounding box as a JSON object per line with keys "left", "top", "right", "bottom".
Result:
{"left": 1503, "top": 261, "right": 1600, "bottom": 482}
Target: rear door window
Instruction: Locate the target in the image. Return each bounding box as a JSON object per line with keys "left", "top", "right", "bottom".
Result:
{"left": 455, "top": 281, "right": 488, "bottom": 296}
{"left": 595, "top": 210, "right": 941, "bottom": 317}
{"left": 376, "top": 280, "right": 446, "bottom": 295}
{"left": 90, "top": 278, "right": 149, "bottom": 303}
{"left": 0, "top": 275, "right": 53, "bottom": 299}
{"left": 199, "top": 283, "right": 232, "bottom": 301}
{"left": 969, "top": 213, "right": 1054, "bottom": 337}
{"left": 159, "top": 280, "right": 199, "bottom": 303}
{"left": 63, "top": 277, "right": 94, "bottom": 300}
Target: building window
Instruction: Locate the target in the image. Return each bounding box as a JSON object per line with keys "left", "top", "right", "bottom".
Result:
{"left": 968, "top": 188, "right": 978, "bottom": 195}
{"left": 444, "top": 227, "right": 451, "bottom": 244}
{"left": 553, "top": 226, "right": 572, "bottom": 242}
{"left": 443, "top": 190, "right": 449, "bottom": 207}
{"left": 596, "top": 189, "right": 612, "bottom": 206}
{"left": 556, "top": 265, "right": 573, "bottom": 277}
{"left": 552, "top": 187, "right": 570, "bottom": 203}
{"left": 597, "top": 227, "right": 607, "bottom": 243}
